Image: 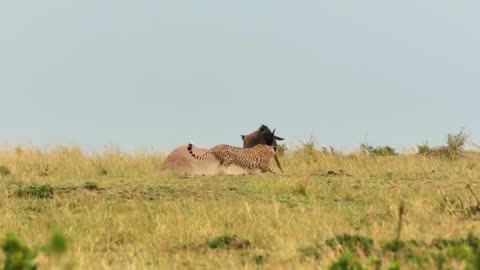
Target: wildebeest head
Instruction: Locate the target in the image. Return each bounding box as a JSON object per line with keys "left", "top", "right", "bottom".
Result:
{"left": 241, "top": 125, "right": 285, "bottom": 173}
{"left": 241, "top": 124, "right": 284, "bottom": 148}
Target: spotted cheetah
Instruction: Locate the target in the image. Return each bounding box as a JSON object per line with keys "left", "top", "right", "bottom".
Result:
{"left": 187, "top": 143, "right": 282, "bottom": 173}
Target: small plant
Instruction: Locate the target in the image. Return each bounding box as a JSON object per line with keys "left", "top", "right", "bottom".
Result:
{"left": 431, "top": 237, "right": 466, "bottom": 250}
{"left": 44, "top": 230, "right": 69, "bottom": 255}
{"left": 206, "top": 234, "right": 250, "bottom": 250}
{"left": 396, "top": 201, "right": 405, "bottom": 240}
{"left": 293, "top": 183, "right": 308, "bottom": 197}
{"left": 300, "top": 140, "right": 316, "bottom": 155}
{"left": 298, "top": 245, "right": 321, "bottom": 260}
{"left": 325, "top": 234, "right": 374, "bottom": 255}
{"left": 2, "top": 231, "right": 70, "bottom": 270}
{"left": 15, "top": 185, "right": 54, "bottom": 199}
{"left": 329, "top": 252, "right": 365, "bottom": 270}
{"left": 431, "top": 232, "right": 480, "bottom": 251}
{"left": 418, "top": 129, "right": 468, "bottom": 159}
{"left": 83, "top": 181, "right": 100, "bottom": 191}
{"left": 467, "top": 232, "right": 480, "bottom": 251}
{"left": 417, "top": 143, "right": 432, "bottom": 155}
{"left": 2, "top": 232, "right": 38, "bottom": 270}
{"left": 96, "top": 167, "right": 108, "bottom": 176}
{"left": 360, "top": 144, "right": 397, "bottom": 156}
{"left": 0, "top": 165, "right": 11, "bottom": 176}
{"left": 382, "top": 201, "right": 406, "bottom": 254}
{"left": 278, "top": 196, "right": 299, "bottom": 208}
{"left": 369, "top": 256, "right": 382, "bottom": 270}
{"left": 294, "top": 138, "right": 318, "bottom": 163}
{"left": 465, "top": 185, "right": 480, "bottom": 217}
{"left": 446, "top": 245, "right": 474, "bottom": 261}
{"left": 386, "top": 261, "right": 401, "bottom": 270}
{"left": 253, "top": 254, "right": 265, "bottom": 265}
{"left": 439, "top": 186, "right": 480, "bottom": 218}
{"left": 432, "top": 252, "right": 446, "bottom": 270}
{"left": 37, "top": 164, "right": 55, "bottom": 177}
{"left": 315, "top": 170, "right": 353, "bottom": 177}
{"left": 381, "top": 239, "right": 405, "bottom": 253}
{"left": 447, "top": 129, "right": 468, "bottom": 151}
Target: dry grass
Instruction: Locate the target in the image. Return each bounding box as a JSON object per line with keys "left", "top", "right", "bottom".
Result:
{"left": 1, "top": 144, "right": 480, "bottom": 269}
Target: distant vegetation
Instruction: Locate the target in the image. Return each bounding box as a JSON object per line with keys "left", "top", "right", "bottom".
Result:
{"left": 418, "top": 129, "right": 468, "bottom": 159}
{"left": 360, "top": 144, "right": 397, "bottom": 156}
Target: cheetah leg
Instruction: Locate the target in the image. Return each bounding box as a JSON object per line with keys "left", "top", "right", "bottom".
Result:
{"left": 222, "top": 157, "right": 233, "bottom": 168}
{"left": 260, "top": 164, "right": 276, "bottom": 174}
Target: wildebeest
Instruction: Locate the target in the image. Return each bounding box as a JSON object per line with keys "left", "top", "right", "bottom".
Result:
{"left": 241, "top": 124, "right": 284, "bottom": 148}
{"left": 160, "top": 124, "right": 284, "bottom": 176}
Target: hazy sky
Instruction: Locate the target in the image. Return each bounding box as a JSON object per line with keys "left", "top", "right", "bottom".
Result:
{"left": 1, "top": 1, "right": 478, "bottom": 153}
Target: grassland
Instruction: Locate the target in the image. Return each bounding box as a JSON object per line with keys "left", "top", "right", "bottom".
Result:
{"left": 1, "top": 144, "right": 480, "bottom": 269}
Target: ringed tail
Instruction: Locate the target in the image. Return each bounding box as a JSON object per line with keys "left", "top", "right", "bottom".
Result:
{"left": 187, "top": 143, "right": 209, "bottom": 160}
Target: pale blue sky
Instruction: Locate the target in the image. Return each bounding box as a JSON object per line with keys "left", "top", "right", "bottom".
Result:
{"left": 0, "top": 1, "right": 478, "bottom": 153}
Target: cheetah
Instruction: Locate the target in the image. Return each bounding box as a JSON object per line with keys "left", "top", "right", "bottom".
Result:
{"left": 187, "top": 143, "right": 282, "bottom": 173}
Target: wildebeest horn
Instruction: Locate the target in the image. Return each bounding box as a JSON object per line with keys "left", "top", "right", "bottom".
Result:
{"left": 272, "top": 128, "right": 284, "bottom": 141}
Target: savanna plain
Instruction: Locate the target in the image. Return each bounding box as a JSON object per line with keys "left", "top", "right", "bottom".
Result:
{"left": 1, "top": 138, "right": 480, "bottom": 269}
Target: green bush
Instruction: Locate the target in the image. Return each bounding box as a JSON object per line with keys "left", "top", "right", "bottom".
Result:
{"left": 45, "top": 230, "right": 69, "bottom": 255}
{"left": 326, "top": 234, "right": 374, "bottom": 255}
{"left": 329, "top": 252, "right": 365, "bottom": 270}
{"left": 0, "top": 165, "right": 11, "bottom": 176}
{"left": 431, "top": 232, "right": 480, "bottom": 251}
{"left": 418, "top": 129, "right": 468, "bottom": 159}
{"left": 447, "top": 129, "right": 468, "bottom": 151}
{"left": 15, "top": 185, "right": 54, "bottom": 199}
{"left": 360, "top": 144, "right": 397, "bottom": 156}
{"left": 298, "top": 245, "right": 321, "bottom": 260}
{"left": 206, "top": 234, "right": 250, "bottom": 250}
{"left": 1, "top": 231, "right": 69, "bottom": 270}
{"left": 381, "top": 239, "right": 405, "bottom": 253}
{"left": 96, "top": 167, "right": 108, "bottom": 176}
{"left": 2, "top": 233, "right": 37, "bottom": 270}
{"left": 83, "top": 181, "right": 100, "bottom": 191}
{"left": 296, "top": 232, "right": 480, "bottom": 269}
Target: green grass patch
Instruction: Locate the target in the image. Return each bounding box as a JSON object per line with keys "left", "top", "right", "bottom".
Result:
{"left": 15, "top": 184, "right": 54, "bottom": 199}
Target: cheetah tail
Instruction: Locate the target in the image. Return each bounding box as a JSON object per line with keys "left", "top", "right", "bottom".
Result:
{"left": 187, "top": 143, "right": 209, "bottom": 160}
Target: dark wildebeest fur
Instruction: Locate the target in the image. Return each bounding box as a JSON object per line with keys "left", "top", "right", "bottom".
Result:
{"left": 241, "top": 124, "right": 284, "bottom": 148}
